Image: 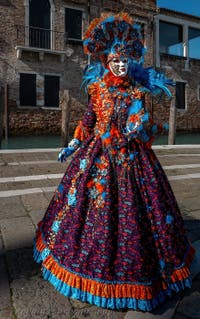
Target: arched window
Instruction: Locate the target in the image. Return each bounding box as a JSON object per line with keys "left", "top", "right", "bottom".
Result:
{"left": 29, "top": 0, "right": 51, "bottom": 49}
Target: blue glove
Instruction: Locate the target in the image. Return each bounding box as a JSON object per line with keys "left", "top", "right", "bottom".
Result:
{"left": 58, "top": 148, "right": 74, "bottom": 162}
{"left": 58, "top": 138, "right": 81, "bottom": 162}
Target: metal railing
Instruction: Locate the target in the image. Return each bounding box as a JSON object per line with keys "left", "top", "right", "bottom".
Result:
{"left": 16, "top": 25, "right": 66, "bottom": 51}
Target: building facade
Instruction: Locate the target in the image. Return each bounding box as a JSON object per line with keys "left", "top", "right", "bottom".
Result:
{"left": 0, "top": 0, "right": 199, "bottom": 138}
{"left": 154, "top": 7, "right": 200, "bottom": 132}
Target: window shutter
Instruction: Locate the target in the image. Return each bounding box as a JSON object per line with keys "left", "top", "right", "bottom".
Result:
{"left": 20, "top": 73, "right": 36, "bottom": 106}
{"left": 44, "top": 75, "right": 60, "bottom": 107}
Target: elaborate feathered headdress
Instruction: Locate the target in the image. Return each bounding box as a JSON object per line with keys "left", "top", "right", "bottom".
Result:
{"left": 83, "top": 13, "right": 173, "bottom": 98}
{"left": 83, "top": 13, "right": 145, "bottom": 62}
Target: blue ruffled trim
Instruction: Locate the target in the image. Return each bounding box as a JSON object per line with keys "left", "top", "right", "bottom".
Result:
{"left": 42, "top": 267, "right": 166, "bottom": 311}
{"left": 33, "top": 241, "right": 193, "bottom": 311}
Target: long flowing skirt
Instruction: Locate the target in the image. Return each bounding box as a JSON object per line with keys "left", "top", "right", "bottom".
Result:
{"left": 34, "top": 134, "right": 194, "bottom": 311}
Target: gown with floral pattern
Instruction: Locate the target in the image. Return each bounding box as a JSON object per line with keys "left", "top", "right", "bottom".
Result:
{"left": 34, "top": 71, "right": 194, "bottom": 311}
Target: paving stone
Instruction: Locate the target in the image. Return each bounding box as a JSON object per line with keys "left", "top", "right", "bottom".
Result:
{"left": 173, "top": 313, "right": 192, "bottom": 319}
{"left": 176, "top": 291, "right": 200, "bottom": 319}
{"left": 70, "top": 298, "right": 91, "bottom": 310}
{"left": 188, "top": 210, "right": 200, "bottom": 220}
{"left": 0, "top": 308, "right": 13, "bottom": 319}
{"left": 178, "top": 197, "right": 200, "bottom": 212}
{"left": 0, "top": 197, "right": 27, "bottom": 220}
{"left": 170, "top": 180, "right": 199, "bottom": 194}
{"left": 73, "top": 305, "right": 125, "bottom": 319}
{"left": 180, "top": 208, "right": 192, "bottom": 219}
{"left": 0, "top": 164, "right": 27, "bottom": 177}
{"left": 166, "top": 168, "right": 200, "bottom": 177}
{"left": 1, "top": 153, "right": 28, "bottom": 164}
{"left": 0, "top": 255, "right": 11, "bottom": 310}
{"left": 31, "top": 153, "right": 55, "bottom": 161}
{"left": 191, "top": 278, "right": 200, "bottom": 294}
{"left": 125, "top": 312, "right": 153, "bottom": 319}
{"left": 45, "top": 178, "right": 61, "bottom": 186}
{"left": 196, "top": 273, "right": 200, "bottom": 281}
{"left": 28, "top": 209, "right": 45, "bottom": 228}
{"left": 0, "top": 217, "right": 35, "bottom": 250}
{"left": 0, "top": 161, "right": 62, "bottom": 174}
{"left": 43, "top": 191, "right": 54, "bottom": 202}
{"left": 125, "top": 295, "right": 180, "bottom": 319}
{"left": 0, "top": 179, "right": 57, "bottom": 192}
{"left": 21, "top": 193, "right": 49, "bottom": 213}
{"left": 11, "top": 275, "right": 72, "bottom": 319}
{"left": 0, "top": 231, "right": 4, "bottom": 255}
{"left": 28, "top": 163, "right": 65, "bottom": 175}
{"left": 185, "top": 221, "right": 200, "bottom": 243}
{"left": 184, "top": 219, "right": 200, "bottom": 243}
{"left": 46, "top": 153, "right": 59, "bottom": 161}
{"left": 188, "top": 231, "right": 200, "bottom": 243}
{"left": 6, "top": 248, "right": 40, "bottom": 281}
{"left": 190, "top": 240, "right": 200, "bottom": 279}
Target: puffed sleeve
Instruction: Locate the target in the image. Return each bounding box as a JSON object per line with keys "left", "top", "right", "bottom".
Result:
{"left": 73, "top": 100, "right": 96, "bottom": 142}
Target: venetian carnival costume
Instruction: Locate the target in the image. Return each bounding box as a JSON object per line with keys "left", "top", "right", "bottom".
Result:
{"left": 34, "top": 13, "right": 195, "bottom": 312}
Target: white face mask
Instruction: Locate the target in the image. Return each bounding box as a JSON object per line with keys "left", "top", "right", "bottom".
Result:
{"left": 108, "top": 56, "right": 128, "bottom": 77}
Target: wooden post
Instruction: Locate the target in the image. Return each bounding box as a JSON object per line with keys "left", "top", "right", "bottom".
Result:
{"left": 61, "top": 90, "right": 70, "bottom": 147}
{"left": 168, "top": 97, "right": 176, "bottom": 145}
{"left": 4, "top": 83, "right": 8, "bottom": 142}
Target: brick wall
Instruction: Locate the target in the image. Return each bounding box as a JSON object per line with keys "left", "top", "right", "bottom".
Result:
{"left": 154, "top": 9, "right": 200, "bottom": 132}
{"left": 8, "top": 93, "right": 88, "bottom": 135}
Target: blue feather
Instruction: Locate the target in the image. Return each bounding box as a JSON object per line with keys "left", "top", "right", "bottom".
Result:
{"left": 128, "top": 62, "right": 174, "bottom": 97}
{"left": 82, "top": 62, "right": 106, "bottom": 90}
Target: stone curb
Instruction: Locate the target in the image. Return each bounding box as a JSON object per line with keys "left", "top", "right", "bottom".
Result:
{"left": 0, "top": 144, "right": 200, "bottom": 154}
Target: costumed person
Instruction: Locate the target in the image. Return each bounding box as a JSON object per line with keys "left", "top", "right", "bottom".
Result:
{"left": 34, "top": 13, "right": 195, "bottom": 312}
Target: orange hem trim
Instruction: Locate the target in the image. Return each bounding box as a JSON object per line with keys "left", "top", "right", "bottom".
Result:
{"left": 36, "top": 230, "right": 194, "bottom": 300}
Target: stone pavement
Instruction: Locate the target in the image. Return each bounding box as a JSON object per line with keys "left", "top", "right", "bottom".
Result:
{"left": 0, "top": 145, "right": 200, "bottom": 319}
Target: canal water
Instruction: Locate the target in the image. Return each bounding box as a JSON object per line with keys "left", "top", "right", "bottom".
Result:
{"left": 1, "top": 133, "right": 200, "bottom": 149}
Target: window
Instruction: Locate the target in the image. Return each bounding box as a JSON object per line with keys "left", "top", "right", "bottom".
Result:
{"left": 44, "top": 75, "right": 60, "bottom": 107}
{"left": 188, "top": 27, "right": 200, "bottom": 59}
{"left": 159, "top": 21, "right": 183, "bottom": 57}
{"left": 29, "top": 0, "right": 51, "bottom": 49}
{"left": 175, "top": 82, "right": 186, "bottom": 110}
{"left": 20, "top": 73, "right": 36, "bottom": 106}
{"left": 65, "top": 7, "right": 82, "bottom": 40}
